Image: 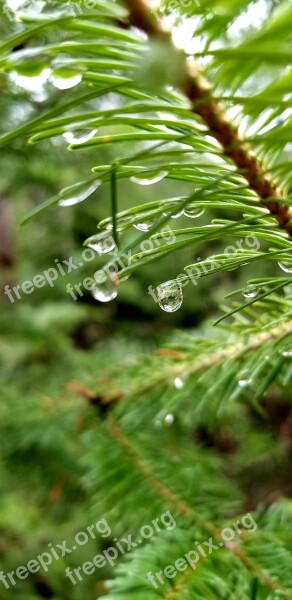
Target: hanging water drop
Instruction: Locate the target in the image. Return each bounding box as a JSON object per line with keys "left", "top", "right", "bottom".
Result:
{"left": 63, "top": 129, "right": 97, "bottom": 144}
{"left": 86, "top": 233, "right": 117, "bottom": 255}
{"left": 157, "top": 280, "right": 183, "bottom": 313}
{"left": 133, "top": 219, "right": 157, "bottom": 232}
{"left": 170, "top": 209, "right": 184, "bottom": 219}
{"left": 164, "top": 414, "right": 174, "bottom": 425}
{"left": 174, "top": 377, "right": 185, "bottom": 389}
{"left": 238, "top": 373, "right": 251, "bottom": 388}
{"left": 278, "top": 260, "right": 292, "bottom": 273}
{"left": 92, "top": 272, "right": 118, "bottom": 303}
{"left": 50, "top": 69, "right": 82, "bottom": 90}
{"left": 242, "top": 285, "right": 260, "bottom": 299}
{"left": 130, "top": 171, "right": 168, "bottom": 186}
{"left": 183, "top": 205, "right": 205, "bottom": 218}
{"left": 58, "top": 180, "right": 101, "bottom": 207}
{"left": 10, "top": 54, "right": 51, "bottom": 97}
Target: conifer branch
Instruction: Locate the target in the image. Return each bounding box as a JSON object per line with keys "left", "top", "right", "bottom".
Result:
{"left": 123, "top": 0, "right": 292, "bottom": 237}
{"left": 107, "top": 417, "right": 291, "bottom": 598}
{"left": 108, "top": 416, "right": 194, "bottom": 517}
{"left": 128, "top": 319, "right": 292, "bottom": 398}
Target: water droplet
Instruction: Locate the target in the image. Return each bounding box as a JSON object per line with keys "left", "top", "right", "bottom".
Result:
{"left": 63, "top": 129, "right": 97, "bottom": 144}
{"left": 238, "top": 371, "right": 251, "bottom": 388}
{"left": 133, "top": 220, "right": 156, "bottom": 232}
{"left": 278, "top": 260, "right": 292, "bottom": 273}
{"left": 58, "top": 181, "right": 101, "bottom": 207}
{"left": 170, "top": 210, "right": 184, "bottom": 219}
{"left": 157, "top": 280, "right": 183, "bottom": 313}
{"left": 238, "top": 379, "right": 251, "bottom": 388}
{"left": 282, "top": 349, "right": 292, "bottom": 358}
{"left": 92, "top": 272, "right": 118, "bottom": 303}
{"left": 10, "top": 67, "right": 51, "bottom": 92}
{"left": 164, "top": 413, "right": 174, "bottom": 425}
{"left": 50, "top": 69, "right": 82, "bottom": 90}
{"left": 86, "top": 233, "right": 117, "bottom": 255}
{"left": 174, "top": 377, "right": 185, "bottom": 389}
{"left": 242, "top": 285, "right": 260, "bottom": 299}
{"left": 130, "top": 171, "right": 168, "bottom": 186}
{"left": 183, "top": 205, "right": 205, "bottom": 218}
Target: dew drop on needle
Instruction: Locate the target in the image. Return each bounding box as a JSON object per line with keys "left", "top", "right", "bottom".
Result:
{"left": 157, "top": 280, "right": 183, "bottom": 313}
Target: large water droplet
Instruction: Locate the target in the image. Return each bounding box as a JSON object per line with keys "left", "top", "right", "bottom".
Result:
{"left": 86, "top": 233, "right": 117, "bottom": 255}
{"left": 92, "top": 272, "right": 118, "bottom": 303}
{"left": 58, "top": 180, "right": 101, "bottom": 207}
{"left": 242, "top": 285, "right": 260, "bottom": 299}
{"left": 174, "top": 376, "right": 185, "bottom": 389}
{"left": 10, "top": 66, "right": 51, "bottom": 93}
{"left": 183, "top": 205, "right": 205, "bottom": 218}
{"left": 51, "top": 69, "right": 82, "bottom": 90}
{"left": 282, "top": 349, "right": 292, "bottom": 358}
{"left": 157, "top": 280, "right": 183, "bottom": 313}
{"left": 164, "top": 413, "right": 174, "bottom": 425}
{"left": 130, "top": 171, "right": 168, "bottom": 186}
{"left": 133, "top": 219, "right": 157, "bottom": 232}
{"left": 278, "top": 260, "right": 292, "bottom": 273}
{"left": 63, "top": 129, "right": 97, "bottom": 144}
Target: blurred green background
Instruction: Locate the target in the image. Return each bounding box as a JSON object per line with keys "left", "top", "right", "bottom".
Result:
{"left": 0, "top": 4, "right": 290, "bottom": 599}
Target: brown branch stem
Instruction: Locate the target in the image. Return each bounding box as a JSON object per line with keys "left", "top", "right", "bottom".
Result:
{"left": 123, "top": 0, "right": 292, "bottom": 236}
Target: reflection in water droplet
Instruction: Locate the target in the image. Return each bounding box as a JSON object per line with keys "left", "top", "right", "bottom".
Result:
{"left": 51, "top": 72, "right": 82, "bottom": 90}
{"left": 165, "top": 414, "right": 174, "bottom": 425}
{"left": 87, "top": 233, "right": 117, "bottom": 255}
{"left": 174, "top": 377, "right": 184, "bottom": 389}
{"left": 133, "top": 219, "right": 156, "bottom": 232}
{"left": 242, "top": 286, "right": 260, "bottom": 299}
{"left": 282, "top": 349, "right": 292, "bottom": 357}
{"left": 63, "top": 129, "right": 97, "bottom": 144}
{"left": 92, "top": 272, "right": 118, "bottom": 303}
{"left": 278, "top": 260, "right": 292, "bottom": 273}
{"left": 183, "top": 205, "right": 205, "bottom": 218}
{"left": 170, "top": 210, "right": 184, "bottom": 219}
{"left": 58, "top": 181, "right": 101, "bottom": 207}
{"left": 130, "top": 171, "right": 168, "bottom": 186}
{"left": 157, "top": 280, "right": 183, "bottom": 313}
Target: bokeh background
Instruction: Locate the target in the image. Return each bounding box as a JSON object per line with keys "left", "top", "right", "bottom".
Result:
{"left": 1, "top": 2, "right": 291, "bottom": 599}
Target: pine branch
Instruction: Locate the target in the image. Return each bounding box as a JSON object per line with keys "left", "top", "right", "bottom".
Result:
{"left": 127, "top": 318, "right": 292, "bottom": 399}
{"left": 105, "top": 418, "right": 291, "bottom": 598}
{"left": 123, "top": 0, "right": 292, "bottom": 236}
{"left": 108, "top": 416, "right": 194, "bottom": 518}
